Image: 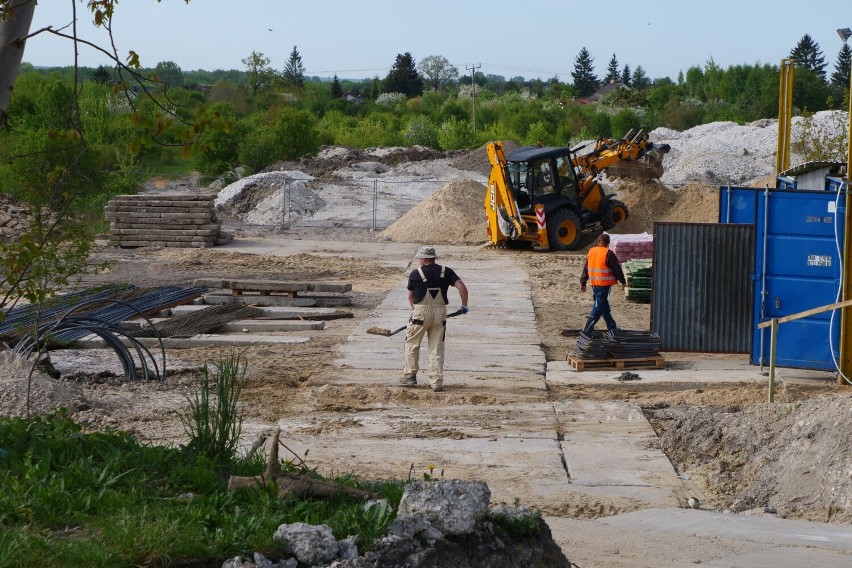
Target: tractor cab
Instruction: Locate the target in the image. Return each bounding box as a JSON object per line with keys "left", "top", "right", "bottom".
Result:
{"left": 504, "top": 146, "right": 580, "bottom": 214}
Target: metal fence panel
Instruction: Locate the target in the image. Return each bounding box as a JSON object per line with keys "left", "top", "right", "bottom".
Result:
{"left": 652, "top": 222, "right": 755, "bottom": 353}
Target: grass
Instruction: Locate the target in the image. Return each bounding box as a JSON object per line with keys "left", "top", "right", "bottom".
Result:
{"left": 0, "top": 411, "right": 405, "bottom": 567}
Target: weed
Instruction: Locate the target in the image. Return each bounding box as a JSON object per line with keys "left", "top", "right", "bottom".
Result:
{"left": 179, "top": 351, "right": 247, "bottom": 468}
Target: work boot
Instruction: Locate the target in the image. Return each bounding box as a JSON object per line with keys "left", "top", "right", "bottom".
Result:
{"left": 431, "top": 383, "right": 444, "bottom": 392}
{"left": 398, "top": 373, "right": 417, "bottom": 387}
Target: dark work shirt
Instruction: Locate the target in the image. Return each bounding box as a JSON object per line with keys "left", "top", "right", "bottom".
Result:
{"left": 407, "top": 264, "right": 460, "bottom": 304}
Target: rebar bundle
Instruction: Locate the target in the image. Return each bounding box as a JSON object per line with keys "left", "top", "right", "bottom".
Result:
{"left": 133, "top": 302, "right": 264, "bottom": 338}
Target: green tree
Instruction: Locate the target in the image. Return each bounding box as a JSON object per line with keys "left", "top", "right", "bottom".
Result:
{"left": 620, "top": 64, "right": 631, "bottom": 86}
{"left": 571, "top": 47, "right": 598, "bottom": 97}
{"left": 831, "top": 43, "right": 852, "bottom": 88}
{"left": 282, "top": 45, "right": 305, "bottom": 89}
{"left": 790, "top": 34, "right": 827, "bottom": 82}
{"left": 605, "top": 53, "right": 620, "bottom": 83}
{"left": 631, "top": 65, "right": 649, "bottom": 89}
{"left": 153, "top": 60, "right": 183, "bottom": 90}
{"left": 242, "top": 51, "right": 276, "bottom": 97}
{"left": 384, "top": 52, "right": 423, "bottom": 97}
{"left": 330, "top": 74, "right": 343, "bottom": 98}
{"left": 91, "top": 65, "right": 112, "bottom": 85}
{"left": 419, "top": 54, "right": 458, "bottom": 92}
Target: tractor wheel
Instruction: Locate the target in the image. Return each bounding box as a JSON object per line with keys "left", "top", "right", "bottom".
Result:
{"left": 547, "top": 209, "right": 582, "bottom": 251}
{"left": 601, "top": 199, "right": 629, "bottom": 229}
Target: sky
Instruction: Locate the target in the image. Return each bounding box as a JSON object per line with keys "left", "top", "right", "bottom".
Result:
{"left": 21, "top": 0, "right": 852, "bottom": 82}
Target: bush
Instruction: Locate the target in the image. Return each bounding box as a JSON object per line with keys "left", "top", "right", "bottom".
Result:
{"left": 437, "top": 117, "right": 475, "bottom": 150}
{"left": 403, "top": 116, "right": 439, "bottom": 148}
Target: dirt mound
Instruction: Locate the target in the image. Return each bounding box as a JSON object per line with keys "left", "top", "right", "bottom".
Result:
{"left": 451, "top": 141, "right": 520, "bottom": 177}
{"left": 612, "top": 180, "right": 719, "bottom": 234}
{"left": 380, "top": 179, "right": 488, "bottom": 245}
{"left": 648, "top": 394, "right": 852, "bottom": 522}
{"left": 0, "top": 351, "right": 84, "bottom": 418}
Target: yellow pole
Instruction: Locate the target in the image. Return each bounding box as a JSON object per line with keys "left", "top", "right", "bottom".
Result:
{"left": 776, "top": 59, "right": 794, "bottom": 175}
{"left": 769, "top": 318, "right": 778, "bottom": 402}
{"left": 840, "top": 62, "right": 852, "bottom": 384}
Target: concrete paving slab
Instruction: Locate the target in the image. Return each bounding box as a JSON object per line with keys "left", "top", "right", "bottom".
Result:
{"left": 546, "top": 358, "right": 837, "bottom": 385}
{"left": 327, "top": 368, "right": 547, "bottom": 393}
{"left": 220, "top": 320, "right": 324, "bottom": 332}
{"left": 169, "top": 305, "right": 344, "bottom": 318}
{"left": 76, "top": 333, "right": 310, "bottom": 349}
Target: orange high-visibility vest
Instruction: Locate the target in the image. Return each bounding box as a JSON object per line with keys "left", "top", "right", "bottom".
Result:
{"left": 587, "top": 246, "right": 617, "bottom": 286}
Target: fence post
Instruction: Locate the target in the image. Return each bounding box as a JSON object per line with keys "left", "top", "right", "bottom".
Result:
{"left": 371, "top": 179, "right": 377, "bottom": 232}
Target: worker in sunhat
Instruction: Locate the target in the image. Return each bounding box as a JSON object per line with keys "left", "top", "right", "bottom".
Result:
{"left": 399, "top": 245, "right": 469, "bottom": 392}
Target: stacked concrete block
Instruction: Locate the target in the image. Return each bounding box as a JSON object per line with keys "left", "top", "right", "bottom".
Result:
{"left": 609, "top": 233, "right": 654, "bottom": 262}
{"left": 105, "top": 194, "right": 229, "bottom": 248}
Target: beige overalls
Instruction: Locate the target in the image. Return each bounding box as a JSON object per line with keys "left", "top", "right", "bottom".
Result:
{"left": 403, "top": 266, "right": 448, "bottom": 389}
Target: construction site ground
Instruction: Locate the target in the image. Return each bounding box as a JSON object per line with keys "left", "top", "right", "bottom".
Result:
{"left": 26, "top": 230, "right": 848, "bottom": 568}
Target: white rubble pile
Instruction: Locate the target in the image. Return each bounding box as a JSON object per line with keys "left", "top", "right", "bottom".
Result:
{"left": 650, "top": 110, "right": 848, "bottom": 187}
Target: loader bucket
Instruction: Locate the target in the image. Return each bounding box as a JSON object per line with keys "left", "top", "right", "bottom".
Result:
{"left": 606, "top": 143, "right": 670, "bottom": 181}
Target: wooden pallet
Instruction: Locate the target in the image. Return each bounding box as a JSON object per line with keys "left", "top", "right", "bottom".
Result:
{"left": 568, "top": 355, "right": 665, "bottom": 372}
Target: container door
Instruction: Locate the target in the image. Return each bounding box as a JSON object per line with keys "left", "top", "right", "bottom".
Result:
{"left": 753, "top": 190, "right": 846, "bottom": 370}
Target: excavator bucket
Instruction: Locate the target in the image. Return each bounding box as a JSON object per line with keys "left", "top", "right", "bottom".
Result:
{"left": 605, "top": 143, "right": 670, "bottom": 181}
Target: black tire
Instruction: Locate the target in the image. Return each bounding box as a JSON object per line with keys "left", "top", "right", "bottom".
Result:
{"left": 547, "top": 208, "right": 582, "bottom": 251}
{"left": 601, "top": 199, "right": 629, "bottom": 229}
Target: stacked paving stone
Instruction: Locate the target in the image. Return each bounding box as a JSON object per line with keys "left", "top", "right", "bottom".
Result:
{"left": 105, "top": 194, "right": 227, "bottom": 248}
{"left": 608, "top": 233, "right": 654, "bottom": 262}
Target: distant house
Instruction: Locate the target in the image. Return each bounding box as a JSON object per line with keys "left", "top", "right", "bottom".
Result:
{"left": 342, "top": 92, "right": 363, "bottom": 104}
{"left": 579, "top": 81, "right": 627, "bottom": 104}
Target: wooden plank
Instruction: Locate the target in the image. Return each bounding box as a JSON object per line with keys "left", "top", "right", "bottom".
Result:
{"left": 567, "top": 355, "right": 665, "bottom": 372}
{"left": 756, "top": 298, "right": 852, "bottom": 329}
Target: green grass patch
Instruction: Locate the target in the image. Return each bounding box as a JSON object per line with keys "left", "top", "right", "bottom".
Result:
{"left": 0, "top": 411, "right": 404, "bottom": 567}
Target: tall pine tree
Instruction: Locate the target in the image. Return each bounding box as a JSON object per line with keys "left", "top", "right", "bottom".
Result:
{"left": 605, "top": 54, "right": 620, "bottom": 83}
{"left": 831, "top": 43, "right": 852, "bottom": 88}
{"left": 620, "top": 64, "right": 631, "bottom": 86}
{"left": 330, "top": 74, "right": 343, "bottom": 98}
{"left": 383, "top": 52, "right": 423, "bottom": 97}
{"left": 790, "top": 34, "right": 827, "bottom": 82}
{"left": 571, "top": 47, "right": 598, "bottom": 97}
{"left": 282, "top": 45, "right": 305, "bottom": 89}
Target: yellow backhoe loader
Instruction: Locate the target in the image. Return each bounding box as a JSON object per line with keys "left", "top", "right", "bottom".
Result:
{"left": 484, "top": 130, "right": 669, "bottom": 251}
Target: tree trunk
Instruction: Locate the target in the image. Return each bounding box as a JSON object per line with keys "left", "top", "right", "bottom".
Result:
{"left": 0, "top": 0, "right": 36, "bottom": 125}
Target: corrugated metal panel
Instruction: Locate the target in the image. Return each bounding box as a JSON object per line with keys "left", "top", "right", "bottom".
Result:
{"left": 652, "top": 223, "right": 755, "bottom": 352}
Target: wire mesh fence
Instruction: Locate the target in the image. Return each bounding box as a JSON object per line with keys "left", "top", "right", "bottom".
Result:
{"left": 278, "top": 178, "right": 453, "bottom": 231}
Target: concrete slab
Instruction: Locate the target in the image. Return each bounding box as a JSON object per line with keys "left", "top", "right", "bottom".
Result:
{"left": 326, "top": 368, "right": 547, "bottom": 393}
{"left": 220, "top": 320, "right": 324, "bottom": 332}
{"left": 546, "top": 358, "right": 837, "bottom": 385}
{"left": 76, "top": 333, "right": 310, "bottom": 349}
{"left": 169, "top": 305, "right": 345, "bottom": 318}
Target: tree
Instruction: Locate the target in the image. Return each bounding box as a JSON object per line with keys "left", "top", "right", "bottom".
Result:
{"left": 0, "top": 0, "right": 36, "bottom": 125}
{"left": 605, "top": 54, "right": 620, "bottom": 84}
{"left": 242, "top": 50, "right": 276, "bottom": 97}
{"left": 282, "top": 45, "right": 305, "bottom": 89}
{"left": 419, "top": 54, "right": 458, "bottom": 92}
{"left": 631, "top": 65, "right": 649, "bottom": 89}
{"left": 383, "top": 52, "right": 423, "bottom": 98}
{"left": 91, "top": 65, "right": 113, "bottom": 85}
{"left": 330, "top": 74, "right": 343, "bottom": 98}
{"left": 790, "top": 34, "right": 827, "bottom": 82}
{"left": 620, "top": 64, "right": 631, "bottom": 86}
{"left": 153, "top": 60, "right": 183, "bottom": 90}
{"left": 571, "top": 47, "right": 598, "bottom": 97}
{"left": 831, "top": 43, "right": 852, "bottom": 89}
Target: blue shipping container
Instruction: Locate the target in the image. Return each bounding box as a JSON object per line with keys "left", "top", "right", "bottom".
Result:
{"left": 720, "top": 186, "right": 846, "bottom": 370}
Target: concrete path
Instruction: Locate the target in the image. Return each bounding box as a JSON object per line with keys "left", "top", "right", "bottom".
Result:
{"left": 225, "top": 238, "right": 851, "bottom": 566}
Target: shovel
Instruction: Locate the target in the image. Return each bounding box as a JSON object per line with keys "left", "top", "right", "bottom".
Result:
{"left": 367, "top": 308, "right": 465, "bottom": 337}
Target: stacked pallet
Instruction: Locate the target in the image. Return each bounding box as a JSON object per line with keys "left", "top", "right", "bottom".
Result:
{"left": 609, "top": 233, "right": 654, "bottom": 262}
{"left": 623, "top": 259, "right": 652, "bottom": 303}
{"left": 105, "top": 194, "right": 228, "bottom": 248}
{"left": 570, "top": 329, "right": 664, "bottom": 371}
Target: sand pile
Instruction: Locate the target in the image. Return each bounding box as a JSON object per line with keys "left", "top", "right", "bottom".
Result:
{"left": 612, "top": 180, "right": 719, "bottom": 234}
{"left": 380, "top": 179, "right": 488, "bottom": 244}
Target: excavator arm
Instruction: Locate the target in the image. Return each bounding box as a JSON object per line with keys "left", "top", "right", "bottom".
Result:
{"left": 571, "top": 129, "right": 669, "bottom": 201}
{"left": 485, "top": 141, "right": 527, "bottom": 242}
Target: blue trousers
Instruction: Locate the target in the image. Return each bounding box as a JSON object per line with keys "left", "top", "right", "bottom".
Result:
{"left": 585, "top": 285, "right": 618, "bottom": 332}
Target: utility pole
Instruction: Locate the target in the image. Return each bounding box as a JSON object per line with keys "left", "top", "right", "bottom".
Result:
{"left": 466, "top": 63, "right": 481, "bottom": 132}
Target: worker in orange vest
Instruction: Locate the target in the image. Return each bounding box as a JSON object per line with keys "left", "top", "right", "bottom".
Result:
{"left": 579, "top": 233, "right": 626, "bottom": 334}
